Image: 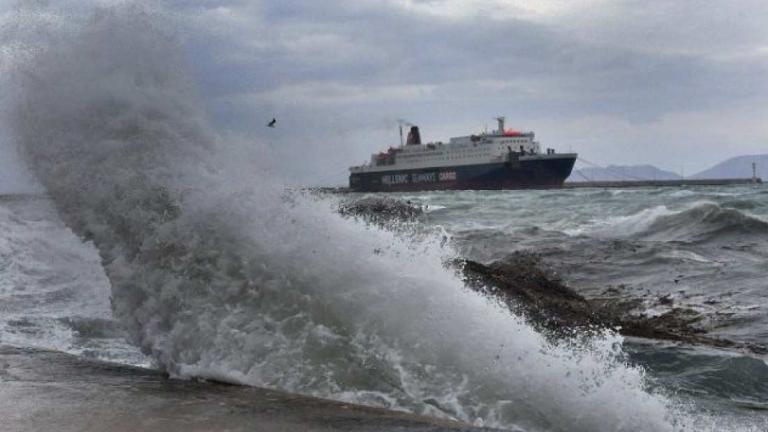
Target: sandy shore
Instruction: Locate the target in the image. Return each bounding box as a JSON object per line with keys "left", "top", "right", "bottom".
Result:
{"left": 0, "top": 346, "right": 495, "bottom": 432}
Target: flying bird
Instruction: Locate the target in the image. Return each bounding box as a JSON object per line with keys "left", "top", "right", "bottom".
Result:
{"left": 267, "top": 118, "right": 277, "bottom": 128}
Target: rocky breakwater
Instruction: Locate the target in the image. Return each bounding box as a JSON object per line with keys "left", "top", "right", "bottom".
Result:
{"left": 337, "top": 196, "right": 424, "bottom": 225}
{"left": 460, "top": 253, "right": 766, "bottom": 354}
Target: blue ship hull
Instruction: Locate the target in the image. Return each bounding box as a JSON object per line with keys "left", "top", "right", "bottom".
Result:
{"left": 349, "top": 155, "right": 577, "bottom": 192}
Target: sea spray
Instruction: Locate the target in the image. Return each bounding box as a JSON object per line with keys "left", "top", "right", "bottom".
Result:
{"left": 3, "top": 3, "right": 755, "bottom": 431}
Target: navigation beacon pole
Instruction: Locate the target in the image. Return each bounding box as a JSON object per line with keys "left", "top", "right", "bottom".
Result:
{"left": 753, "top": 162, "right": 758, "bottom": 184}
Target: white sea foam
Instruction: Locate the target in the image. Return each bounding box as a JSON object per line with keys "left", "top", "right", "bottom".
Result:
{"left": 424, "top": 204, "right": 448, "bottom": 212}
{"left": 2, "top": 3, "right": 762, "bottom": 431}
{"left": 562, "top": 205, "right": 675, "bottom": 237}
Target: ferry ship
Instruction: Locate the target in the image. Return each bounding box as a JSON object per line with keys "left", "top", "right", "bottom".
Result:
{"left": 349, "top": 117, "right": 577, "bottom": 192}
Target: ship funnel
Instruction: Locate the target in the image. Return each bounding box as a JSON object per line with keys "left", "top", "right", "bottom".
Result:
{"left": 406, "top": 126, "right": 421, "bottom": 145}
{"left": 496, "top": 116, "right": 506, "bottom": 134}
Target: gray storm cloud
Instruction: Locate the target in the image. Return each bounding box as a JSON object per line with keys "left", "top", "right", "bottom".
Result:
{"left": 2, "top": 0, "right": 767, "bottom": 188}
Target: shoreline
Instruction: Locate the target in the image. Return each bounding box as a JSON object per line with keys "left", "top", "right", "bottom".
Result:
{"left": 0, "top": 346, "right": 495, "bottom": 432}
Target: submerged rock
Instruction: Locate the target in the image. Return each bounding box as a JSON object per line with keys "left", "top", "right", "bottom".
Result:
{"left": 460, "top": 252, "right": 767, "bottom": 355}
{"left": 338, "top": 197, "right": 424, "bottom": 225}
{"left": 460, "top": 253, "right": 602, "bottom": 334}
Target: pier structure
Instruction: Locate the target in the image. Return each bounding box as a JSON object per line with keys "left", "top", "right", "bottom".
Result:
{"left": 565, "top": 178, "right": 761, "bottom": 189}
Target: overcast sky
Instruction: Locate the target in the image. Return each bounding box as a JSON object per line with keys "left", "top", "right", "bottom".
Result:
{"left": 2, "top": 0, "right": 767, "bottom": 188}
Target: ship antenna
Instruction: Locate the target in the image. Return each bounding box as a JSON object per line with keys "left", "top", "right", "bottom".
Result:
{"left": 397, "top": 119, "right": 413, "bottom": 146}
{"left": 495, "top": 116, "right": 506, "bottom": 134}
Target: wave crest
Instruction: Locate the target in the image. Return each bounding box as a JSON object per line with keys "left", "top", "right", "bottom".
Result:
{"left": 642, "top": 202, "right": 768, "bottom": 242}
{"left": 568, "top": 201, "right": 767, "bottom": 242}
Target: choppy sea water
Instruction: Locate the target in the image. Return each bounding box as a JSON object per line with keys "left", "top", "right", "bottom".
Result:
{"left": 399, "top": 186, "right": 768, "bottom": 344}
{"left": 0, "top": 195, "right": 149, "bottom": 367}
{"left": 2, "top": 186, "right": 768, "bottom": 430}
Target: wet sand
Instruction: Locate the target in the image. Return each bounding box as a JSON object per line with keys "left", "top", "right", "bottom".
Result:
{"left": 0, "top": 346, "right": 495, "bottom": 432}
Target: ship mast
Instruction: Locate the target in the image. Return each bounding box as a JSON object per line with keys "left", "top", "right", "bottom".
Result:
{"left": 397, "top": 119, "right": 413, "bottom": 146}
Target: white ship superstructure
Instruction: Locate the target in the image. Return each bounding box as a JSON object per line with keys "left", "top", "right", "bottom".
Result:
{"left": 348, "top": 116, "right": 577, "bottom": 192}
{"left": 350, "top": 117, "right": 557, "bottom": 174}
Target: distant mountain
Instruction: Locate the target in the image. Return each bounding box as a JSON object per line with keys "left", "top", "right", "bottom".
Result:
{"left": 692, "top": 154, "right": 768, "bottom": 179}
{"left": 567, "top": 164, "right": 681, "bottom": 182}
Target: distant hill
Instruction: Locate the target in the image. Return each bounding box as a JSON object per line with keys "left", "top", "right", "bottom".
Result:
{"left": 692, "top": 154, "right": 768, "bottom": 179}
{"left": 567, "top": 165, "right": 681, "bottom": 182}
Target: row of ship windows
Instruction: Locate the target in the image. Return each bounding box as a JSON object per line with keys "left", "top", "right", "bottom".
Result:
{"left": 403, "top": 152, "right": 493, "bottom": 162}
{"left": 405, "top": 151, "right": 494, "bottom": 157}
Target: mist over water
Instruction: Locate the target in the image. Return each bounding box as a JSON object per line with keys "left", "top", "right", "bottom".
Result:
{"left": 2, "top": 4, "right": 762, "bottom": 431}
